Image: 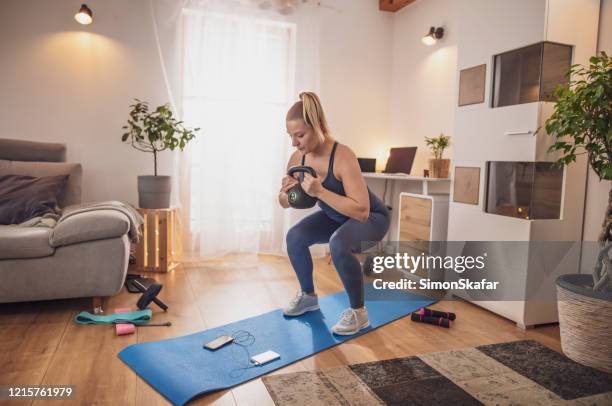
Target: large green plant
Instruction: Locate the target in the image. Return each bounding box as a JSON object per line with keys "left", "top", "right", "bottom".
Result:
{"left": 543, "top": 52, "right": 612, "bottom": 291}
{"left": 425, "top": 133, "right": 451, "bottom": 159}
{"left": 122, "top": 99, "right": 199, "bottom": 176}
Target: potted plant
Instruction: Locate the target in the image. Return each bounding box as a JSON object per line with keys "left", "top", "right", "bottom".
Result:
{"left": 425, "top": 133, "right": 451, "bottom": 178}
{"left": 542, "top": 51, "right": 611, "bottom": 373}
{"left": 122, "top": 99, "right": 199, "bottom": 209}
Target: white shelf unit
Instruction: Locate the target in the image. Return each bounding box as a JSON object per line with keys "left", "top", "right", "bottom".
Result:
{"left": 447, "top": 0, "right": 600, "bottom": 328}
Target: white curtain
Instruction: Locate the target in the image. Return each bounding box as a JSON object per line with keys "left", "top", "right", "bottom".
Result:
{"left": 181, "top": 2, "right": 296, "bottom": 257}
{"left": 149, "top": 0, "right": 323, "bottom": 259}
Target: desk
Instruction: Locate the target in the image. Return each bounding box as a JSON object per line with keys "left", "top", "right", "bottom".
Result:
{"left": 363, "top": 172, "right": 451, "bottom": 196}
{"left": 363, "top": 173, "right": 451, "bottom": 242}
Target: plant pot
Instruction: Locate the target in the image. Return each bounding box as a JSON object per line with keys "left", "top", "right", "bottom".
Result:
{"left": 429, "top": 159, "right": 450, "bottom": 178}
{"left": 556, "top": 274, "right": 612, "bottom": 373}
{"left": 137, "top": 175, "right": 171, "bottom": 209}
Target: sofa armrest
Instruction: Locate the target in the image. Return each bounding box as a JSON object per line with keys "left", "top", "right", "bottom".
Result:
{"left": 50, "top": 210, "right": 130, "bottom": 248}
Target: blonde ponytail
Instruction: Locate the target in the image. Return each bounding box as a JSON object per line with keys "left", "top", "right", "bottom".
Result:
{"left": 286, "top": 92, "right": 333, "bottom": 142}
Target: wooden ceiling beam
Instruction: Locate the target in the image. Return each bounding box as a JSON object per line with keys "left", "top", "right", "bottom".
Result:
{"left": 379, "top": 0, "right": 417, "bottom": 12}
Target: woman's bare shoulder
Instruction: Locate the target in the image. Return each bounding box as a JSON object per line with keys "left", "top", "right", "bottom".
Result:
{"left": 333, "top": 143, "right": 362, "bottom": 180}
{"left": 335, "top": 143, "right": 358, "bottom": 163}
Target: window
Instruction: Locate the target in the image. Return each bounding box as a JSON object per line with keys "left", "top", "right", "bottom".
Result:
{"left": 181, "top": 9, "right": 296, "bottom": 256}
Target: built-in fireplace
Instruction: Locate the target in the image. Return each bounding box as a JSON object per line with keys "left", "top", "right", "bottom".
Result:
{"left": 485, "top": 161, "right": 564, "bottom": 220}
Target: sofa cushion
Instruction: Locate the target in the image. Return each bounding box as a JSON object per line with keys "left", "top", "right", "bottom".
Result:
{"left": 0, "top": 174, "right": 68, "bottom": 225}
{"left": 0, "top": 160, "right": 82, "bottom": 207}
{"left": 51, "top": 209, "right": 130, "bottom": 248}
{"left": 0, "top": 226, "right": 54, "bottom": 259}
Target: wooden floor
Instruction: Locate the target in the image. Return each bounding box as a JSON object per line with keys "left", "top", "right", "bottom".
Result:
{"left": 0, "top": 254, "right": 561, "bottom": 405}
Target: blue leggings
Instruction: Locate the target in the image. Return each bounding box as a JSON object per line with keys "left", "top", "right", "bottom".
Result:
{"left": 286, "top": 209, "right": 390, "bottom": 308}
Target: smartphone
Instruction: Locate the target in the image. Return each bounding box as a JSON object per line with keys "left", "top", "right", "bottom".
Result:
{"left": 203, "top": 335, "right": 234, "bottom": 350}
{"left": 250, "top": 350, "right": 280, "bottom": 366}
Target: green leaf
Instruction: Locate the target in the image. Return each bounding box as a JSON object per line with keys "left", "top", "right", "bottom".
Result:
{"left": 122, "top": 99, "right": 198, "bottom": 157}
{"left": 543, "top": 51, "right": 611, "bottom": 179}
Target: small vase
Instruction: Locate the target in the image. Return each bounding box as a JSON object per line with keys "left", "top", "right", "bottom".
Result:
{"left": 429, "top": 159, "right": 450, "bottom": 178}
{"left": 137, "top": 175, "right": 171, "bottom": 209}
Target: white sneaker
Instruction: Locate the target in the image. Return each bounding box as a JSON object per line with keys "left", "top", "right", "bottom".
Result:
{"left": 283, "top": 291, "right": 319, "bottom": 316}
{"left": 332, "top": 307, "right": 370, "bottom": 336}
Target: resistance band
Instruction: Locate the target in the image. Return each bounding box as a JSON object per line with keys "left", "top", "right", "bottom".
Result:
{"left": 74, "top": 309, "right": 153, "bottom": 325}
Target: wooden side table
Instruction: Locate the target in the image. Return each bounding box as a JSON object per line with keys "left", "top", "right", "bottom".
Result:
{"left": 134, "top": 208, "right": 178, "bottom": 273}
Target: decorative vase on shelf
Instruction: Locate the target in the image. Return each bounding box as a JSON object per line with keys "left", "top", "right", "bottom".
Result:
{"left": 429, "top": 158, "right": 450, "bottom": 178}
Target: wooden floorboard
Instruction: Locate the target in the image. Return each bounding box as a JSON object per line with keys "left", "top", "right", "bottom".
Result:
{"left": 0, "top": 254, "right": 561, "bottom": 405}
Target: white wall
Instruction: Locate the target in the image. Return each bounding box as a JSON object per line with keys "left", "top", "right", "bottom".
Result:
{"left": 318, "top": 0, "right": 393, "bottom": 167}
{"left": 580, "top": 0, "right": 612, "bottom": 271}
{"left": 388, "top": 0, "right": 458, "bottom": 175}
{"left": 0, "top": 0, "right": 393, "bottom": 204}
{"left": 0, "top": 0, "right": 171, "bottom": 205}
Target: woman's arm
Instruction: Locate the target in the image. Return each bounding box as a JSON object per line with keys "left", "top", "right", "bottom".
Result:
{"left": 303, "top": 145, "right": 370, "bottom": 222}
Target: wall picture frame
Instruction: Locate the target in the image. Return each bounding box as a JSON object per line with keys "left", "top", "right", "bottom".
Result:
{"left": 458, "top": 64, "right": 486, "bottom": 106}
{"left": 453, "top": 166, "right": 480, "bottom": 205}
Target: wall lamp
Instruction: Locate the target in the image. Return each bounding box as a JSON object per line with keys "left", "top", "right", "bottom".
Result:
{"left": 75, "top": 4, "right": 93, "bottom": 25}
{"left": 422, "top": 26, "right": 444, "bottom": 46}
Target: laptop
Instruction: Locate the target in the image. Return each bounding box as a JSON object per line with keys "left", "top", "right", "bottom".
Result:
{"left": 357, "top": 158, "right": 376, "bottom": 173}
{"left": 384, "top": 147, "right": 417, "bottom": 175}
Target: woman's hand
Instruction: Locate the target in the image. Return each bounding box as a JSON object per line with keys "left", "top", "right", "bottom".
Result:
{"left": 301, "top": 173, "right": 324, "bottom": 197}
{"left": 279, "top": 175, "right": 298, "bottom": 209}
{"left": 280, "top": 175, "right": 299, "bottom": 193}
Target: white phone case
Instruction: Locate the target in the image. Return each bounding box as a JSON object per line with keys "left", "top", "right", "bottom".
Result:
{"left": 250, "top": 350, "right": 280, "bottom": 365}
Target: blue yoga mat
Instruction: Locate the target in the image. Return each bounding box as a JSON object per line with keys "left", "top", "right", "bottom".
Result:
{"left": 118, "top": 286, "right": 434, "bottom": 405}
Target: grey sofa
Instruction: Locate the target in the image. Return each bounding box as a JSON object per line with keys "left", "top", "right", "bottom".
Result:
{"left": 0, "top": 138, "right": 131, "bottom": 312}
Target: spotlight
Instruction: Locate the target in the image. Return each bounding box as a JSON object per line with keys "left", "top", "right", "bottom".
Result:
{"left": 75, "top": 4, "right": 93, "bottom": 25}
{"left": 422, "top": 26, "right": 444, "bottom": 46}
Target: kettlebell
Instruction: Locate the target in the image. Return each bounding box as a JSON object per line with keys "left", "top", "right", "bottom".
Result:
{"left": 287, "top": 166, "right": 318, "bottom": 209}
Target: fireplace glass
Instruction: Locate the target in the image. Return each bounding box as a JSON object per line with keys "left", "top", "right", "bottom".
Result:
{"left": 485, "top": 162, "right": 564, "bottom": 220}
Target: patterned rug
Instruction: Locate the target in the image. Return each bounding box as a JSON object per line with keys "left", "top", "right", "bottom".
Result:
{"left": 262, "top": 340, "right": 612, "bottom": 405}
